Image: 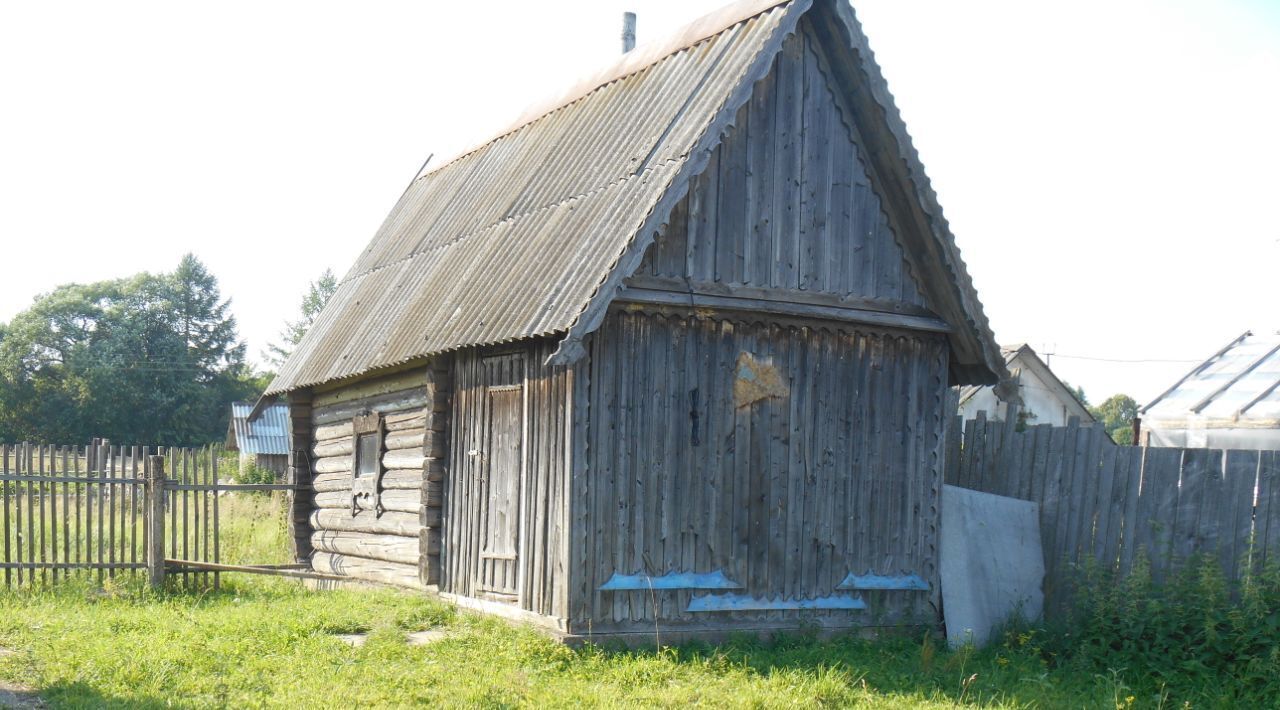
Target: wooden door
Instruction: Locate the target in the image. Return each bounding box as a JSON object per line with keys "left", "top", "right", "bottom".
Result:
{"left": 476, "top": 356, "right": 524, "bottom": 601}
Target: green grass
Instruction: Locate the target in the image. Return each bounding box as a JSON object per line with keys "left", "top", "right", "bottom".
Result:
{"left": 0, "top": 494, "right": 1262, "bottom": 708}
{"left": 0, "top": 582, "right": 1138, "bottom": 708}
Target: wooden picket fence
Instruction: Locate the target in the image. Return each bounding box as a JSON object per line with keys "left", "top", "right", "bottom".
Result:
{"left": 947, "top": 409, "right": 1280, "bottom": 614}
{"left": 0, "top": 441, "right": 223, "bottom": 589}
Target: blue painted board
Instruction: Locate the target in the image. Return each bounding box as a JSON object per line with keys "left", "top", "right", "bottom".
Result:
{"left": 686, "top": 593, "right": 867, "bottom": 612}
{"left": 836, "top": 571, "right": 930, "bottom": 591}
{"left": 599, "top": 570, "right": 741, "bottom": 591}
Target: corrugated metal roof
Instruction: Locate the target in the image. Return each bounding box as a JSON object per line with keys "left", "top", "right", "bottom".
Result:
{"left": 228, "top": 402, "right": 291, "bottom": 455}
{"left": 267, "top": 0, "right": 799, "bottom": 394}
{"left": 1142, "top": 331, "right": 1280, "bottom": 424}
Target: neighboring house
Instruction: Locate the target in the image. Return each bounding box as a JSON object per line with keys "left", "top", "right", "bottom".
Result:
{"left": 262, "top": 0, "right": 1005, "bottom": 641}
{"left": 225, "top": 402, "right": 290, "bottom": 478}
{"left": 958, "top": 344, "right": 1094, "bottom": 427}
{"left": 1140, "top": 331, "right": 1280, "bottom": 450}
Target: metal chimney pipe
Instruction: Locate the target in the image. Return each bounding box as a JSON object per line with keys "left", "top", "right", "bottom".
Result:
{"left": 622, "top": 12, "right": 636, "bottom": 53}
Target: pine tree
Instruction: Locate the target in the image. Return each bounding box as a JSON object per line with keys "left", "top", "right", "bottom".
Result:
{"left": 265, "top": 269, "right": 338, "bottom": 368}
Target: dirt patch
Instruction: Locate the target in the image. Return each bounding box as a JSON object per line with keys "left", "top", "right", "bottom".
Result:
{"left": 406, "top": 630, "right": 449, "bottom": 646}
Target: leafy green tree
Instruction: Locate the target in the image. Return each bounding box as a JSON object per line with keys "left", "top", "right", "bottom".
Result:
{"left": 1062, "top": 380, "right": 1090, "bottom": 408}
{"left": 265, "top": 268, "right": 337, "bottom": 368}
{"left": 0, "top": 256, "right": 257, "bottom": 445}
{"left": 1090, "top": 394, "right": 1139, "bottom": 445}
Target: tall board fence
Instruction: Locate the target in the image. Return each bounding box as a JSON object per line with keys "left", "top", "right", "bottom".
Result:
{"left": 0, "top": 441, "right": 223, "bottom": 589}
{"left": 946, "top": 410, "right": 1280, "bottom": 614}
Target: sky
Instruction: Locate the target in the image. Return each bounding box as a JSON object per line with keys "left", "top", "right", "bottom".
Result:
{"left": 1, "top": 0, "right": 1277, "bottom": 405}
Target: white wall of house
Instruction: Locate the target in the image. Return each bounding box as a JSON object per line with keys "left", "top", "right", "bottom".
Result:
{"left": 960, "top": 348, "right": 1093, "bottom": 427}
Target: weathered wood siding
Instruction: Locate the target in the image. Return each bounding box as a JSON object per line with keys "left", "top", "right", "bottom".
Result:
{"left": 634, "top": 22, "right": 924, "bottom": 308}
{"left": 443, "top": 341, "right": 572, "bottom": 621}
{"left": 306, "top": 366, "right": 443, "bottom": 589}
{"left": 569, "top": 309, "right": 948, "bottom": 634}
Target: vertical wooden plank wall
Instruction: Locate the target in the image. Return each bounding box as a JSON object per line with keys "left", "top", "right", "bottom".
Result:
{"left": 947, "top": 414, "right": 1280, "bottom": 613}
{"left": 569, "top": 310, "right": 948, "bottom": 634}
{"left": 441, "top": 342, "right": 572, "bottom": 621}
{"left": 633, "top": 23, "right": 925, "bottom": 308}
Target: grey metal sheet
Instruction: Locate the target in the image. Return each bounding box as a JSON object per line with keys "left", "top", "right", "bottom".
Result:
{"left": 229, "top": 402, "right": 290, "bottom": 455}
{"left": 268, "top": 2, "right": 796, "bottom": 394}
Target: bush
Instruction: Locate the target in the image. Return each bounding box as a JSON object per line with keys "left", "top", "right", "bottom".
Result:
{"left": 217, "top": 450, "right": 277, "bottom": 486}
{"left": 1037, "top": 555, "right": 1280, "bottom": 703}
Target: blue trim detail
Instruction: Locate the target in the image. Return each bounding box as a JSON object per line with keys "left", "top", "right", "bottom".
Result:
{"left": 836, "top": 571, "right": 930, "bottom": 591}
{"left": 686, "top": 593, "right": 867, "bottom": 612}
{"left": 598, "top": 570, "right": 741, "bottom": 591}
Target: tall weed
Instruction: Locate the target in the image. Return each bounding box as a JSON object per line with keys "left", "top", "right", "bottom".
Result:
{"left": 1038, "top": 554, "right": 1280, "bottom": 703}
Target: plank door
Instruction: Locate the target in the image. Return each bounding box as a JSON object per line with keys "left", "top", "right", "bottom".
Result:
{"left": 476, "top": 355, "right": 525, "bottom": 602}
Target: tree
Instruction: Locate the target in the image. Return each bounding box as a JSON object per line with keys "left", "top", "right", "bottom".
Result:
{"left": 265, "top": 269, "right": 337, "bottom": 368}
{"left": 0, "top": 256, "right": 257, "bottom": 445}
{"left": 1061, "top": 381, "right": 1090, "bottom": 408}
{"left": 1090, "top": 394, "right": 1139, "bottom": 445}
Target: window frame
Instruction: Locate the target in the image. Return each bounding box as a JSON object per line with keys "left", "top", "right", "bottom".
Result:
{"left": 349, "top": 411, "right": 385, "bottom": 516}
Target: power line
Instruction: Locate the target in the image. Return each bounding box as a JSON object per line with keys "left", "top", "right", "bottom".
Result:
{"left": 1045, "top": 353, "right": 1201, "bottom": 365}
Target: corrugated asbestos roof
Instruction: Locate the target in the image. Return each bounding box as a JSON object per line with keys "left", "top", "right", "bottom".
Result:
{"left": 1142, "top": 331, "right": 1280, "bottom": 424}
{"left": 267, "top": 0, "right": 797, "bottom": 394}
{"left": 227, "top": 402, "right": 290, "bottom": 455}
{"left": 266, "top": 0, "right": 1006, "bottom": 395}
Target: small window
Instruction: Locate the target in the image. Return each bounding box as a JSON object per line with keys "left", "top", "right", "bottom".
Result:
{"left": 356, "top": 433, "right": 379, "bottom": 477}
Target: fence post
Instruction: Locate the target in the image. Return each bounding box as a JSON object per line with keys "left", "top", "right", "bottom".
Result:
{"left": 146, "top": 454, "right": 166, "bottom": 589}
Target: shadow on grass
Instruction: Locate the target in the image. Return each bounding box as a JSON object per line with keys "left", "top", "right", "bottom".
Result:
{"left": 585, "top": 627, "right": 1080, "bottom": 707}
{"left": 32, "top": 681, "right": 180, "bottom": 709}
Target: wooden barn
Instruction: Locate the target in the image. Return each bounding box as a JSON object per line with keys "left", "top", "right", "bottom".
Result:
{"left": 264, "top": 0, "right": 1005, "bottom": 641}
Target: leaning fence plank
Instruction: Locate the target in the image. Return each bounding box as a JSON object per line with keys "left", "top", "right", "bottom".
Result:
{"left": 108, "top": 445, "right": 117, "bottom": 579}
{"left": 1221, "top": 450, "right": 1259, "bottom": 584}
{"left": 1090, "top": 442, "right": 1119, "bottom": 569}
{"left": 96, "top": 442, "right": 106, "bottom": 583}
{"left": 146, "top": 454, "right": 166, "bottom": 588}
{"left": 2, "top": 444, "right": 10, "bottom": 587}
{"left": 201, "top": 448, "right": 210, "bottom": 588}
{"left": 1112, "top": 447, "right": 1141, "bottom": 576}
{"left": 61, "top": 447, "right": 70, "bottom": 582}
{"left": 168, "top": 448, "right": 177, "bottom": 586}
{"left": 48, "top": 446, "right": 58, "bottom": 583}
{"left": 73, "top": 446, "right": 81, "bottom": 573}
{"left": 1175, "top": 449, "right": 1222, "bottom": 566}
{"left": 27, "top": 444, "right": 36, "bottom": 586}
{"left": 1255, "top": 451, "right": 1280, "bottom": 574}
{"left": 1143, "top": 447, "right": 1183, "bottom": 584}
{"left": 14, "top": 444, "right": 23, "bottom": 585}
{"left": 1071, "top": 425, "right": 1104, "bottom": 570}
{"left": 130, "top": 446, "right": 139, "bottom": 575}
{"left": 944, "top": 415, "right": 961, "bottom": 486}
{"left": 212, "top": 450, "right": 220, "bottom": 591}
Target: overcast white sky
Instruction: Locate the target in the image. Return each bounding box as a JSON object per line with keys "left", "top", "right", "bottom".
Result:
{"left": 1, "top": 0, "right": 1277, "bottom": 405}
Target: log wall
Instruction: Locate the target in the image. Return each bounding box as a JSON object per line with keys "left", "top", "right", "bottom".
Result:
{"left": 305, "top": 366, "right": 442, "bottom": 589}
{"left": 286, "top": 391, "right": 314, "bottom": 562}
{"left": 568, "top": 309, "right": 949, "bottom": 635}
